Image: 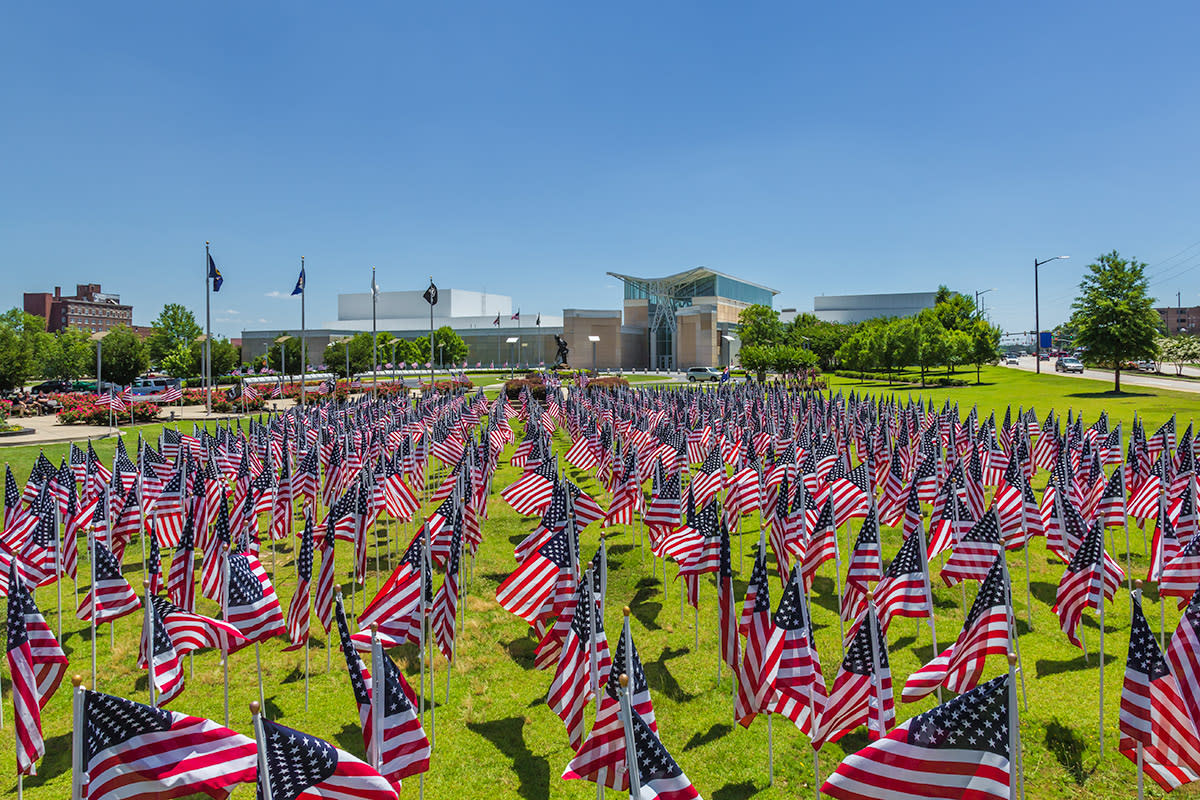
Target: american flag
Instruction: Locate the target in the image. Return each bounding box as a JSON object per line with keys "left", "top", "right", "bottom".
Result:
{"left": 735, "top": 546, "right": 783, "bottom": 726}
{"left": 496, "top": 524, "right": 575, "bottom": 624}
{"left": 1166, "top": 587, "right": 1200, "bottom": 735}
{"left": 547, "top": 579, "right": 611, "bottom": 750}
{"left": 563, "top": 616, "right": 656, "bottom": 791}
{"left": 800, "top": 497, "right": 838, "bottom": 592}
{"left": 139, "top": 594, "right": 185, "bottom": 706}
{"left": 691, "top": 444, "right": 726, "bottom": 506}
{"left": 335, "top": 595, "right": 431, "bottom": 791}
{"left": 314, "top": 528, "right": 337, "bottom": 633}
{"left": 1095, "top": 467, "right": 1127, "bottom": 527}
{"left": 257, "top": 716, "right": 397, "bottom": 800}
{"left": 902, "top": 554, "right": 1011, "bottom": 702}
{"left": 500, "top": 457, "right": 558, "bottom": 517}
{"left": 359, "top": 528, "right": 429, "bottom": 643}
{"left": 149, "top": 593, "right": 244, "bottom": 654}
{"left": 284, "top": 516, "right": 315, "bottom": 650}
{"left": 644, "top": 461, "right": 683, "bottom": 535}
{"left": 939, "top": 507, "right": 1003, "bottom": 587}
{"left": 624, "top": 706, "right": 700, "bottom": 800}
{"left": 814, "top": 602, "right": 893, "bottom": 748}
{"left": 80, "top": 689, "right": 258, "bottom": 800}
{"left": 432, "top": 516, "right": 463, "bottom": 660}
{"left": 77, "top": 534, "right": 140, "bottom": 625}
{"left": 1150, "top": 509, "right": 1182, "bottom": 584}
{"left": 1054, "top": 519, "right": 1125, "bottom": 650}
{"left": 873, "top": 530, "right": 932, "bottom": 629}
{"left": 843, "top": 505, "right": 884, "bottom": 621}
{"left": 166, "top": 513, "right": 196, "bottom": 612}
{"left": 8, "top": 561, "right": 68, "bottom": 775}
{"left": 822, "top": 674, "right": 1013, "bottom": 800}
{"left": 1120, "top": 588, "right": 1200, "bottom": 791}
{"left": 717, "top": 518, "right": 740, "bottom": 672}
{"left": 2, "top": 464, "right": 37, "bottom": 550}
{"left": 151, "top": 469, "right": 186, "bottom": 547}
{"left": 767, "top": 565, "right": 827, "bottom": 737}
{"left": 222, "top": 551, "right": 285, "bottom": 650}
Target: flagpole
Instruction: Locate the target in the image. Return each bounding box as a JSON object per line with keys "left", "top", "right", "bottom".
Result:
{"left": 89, "top": 523, "right": 97, "bottom": 691}
{"left": 429, "top": 276, "right": 435, "bottom": 392}
{"left": 222, "top": 545, "right": 231, "bottom": 726}
{"left": 205, "top": 242, "right": 212, "bottom": 415}
{"left": 370, "top": 624, "right": 385, "bottom": 772}
{"left": 372, "top": 266, "right": 378, "bottom": 401}
{"left": 300, "top": 257, "right": 307, "bottom": 409}
{"left": 1007, "top": 652, "right": 1025, "bottom": 800}
{"left": 142, "top": 579, "right": 157, "bottom": 707}
{"left": 70, "top": 675, "right": 86, "bottom": 800}
{"left": 1098, "top": 566, "right": 1106, "bottom": 760}
{"left": 913, "top": 514, "right": 941, "bottom": 704}
{"left": 617, "top": 673, "right": 642, "bottom": 799}
{"left": 251, "top": 701, "right": 275, "bottom": 800}
{"left": 1133, "top": 579, "right": 1146, "bottom": 800}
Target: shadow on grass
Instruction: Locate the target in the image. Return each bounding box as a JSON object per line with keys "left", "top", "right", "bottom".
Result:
{"left": 467, "top": 717, "right": 550, "bottom": 800}
{"left": 335, "top": 722, "right": 367, "bottom": 759}
{"left": 1029, "top": 581, "right": 1058, "bottom": 609}
{"left": 9, "top": 731, "right": 70, "bottom": 791}
{"left": 263, "top": 694, "right": 286, "bottom": 721}
{"left": 683, "top": 722, "right": 731, "bottom": 751}
{"left": 1045, "top": 719, "right": 1091, "bottom": 785}
{"left": 630, "top": 582, "right": 664, "bottom": 631}
{"left": 505, "top": 633, "right": 537, "bottom": 669}
{"left": 645, "top": 646, "right": 696, "bottom": 702}
{"left": 1066, "top": 390, "right": 1155, "bottom": 399}
{"left": 609, "top": 544, "right": 636, "bottom": 557}
{"left": 1035, "top": 650, "right": 1106, "bottom": 678}
{"left": 834, "top": 729, "right": 870, "bottom": 756}
{"left": 712, "top": 780, "right": 760, "bottom": 799}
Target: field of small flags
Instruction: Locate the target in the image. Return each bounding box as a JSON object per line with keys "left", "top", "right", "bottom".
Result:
{"left": 4, "top": 366, "right": 1200, "bottom": 798}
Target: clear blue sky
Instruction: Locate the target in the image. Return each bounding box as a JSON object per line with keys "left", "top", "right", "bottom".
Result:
{"left": 4, "top": 2, "right": 1199, "bottom": 339}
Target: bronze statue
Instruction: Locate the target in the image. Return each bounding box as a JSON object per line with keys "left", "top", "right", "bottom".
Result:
{"left": 553, "top": 334, "right": 570, "bottom": 368}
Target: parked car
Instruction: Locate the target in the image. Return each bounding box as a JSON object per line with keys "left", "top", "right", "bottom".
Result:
{"left": 30, "top": 380, "right": 73, "bottom": 394}
{"left": 131, "top": 376, "right": 182, "bottom": 396}
{"left": 1136, "top": 360, "right": 1157, "bottom": 372}
{"left": 686, "top": 366, "right": 721, "bottom": 382}
{"left": 1055, "top": 357, "right": 1084, "bottom": 373}
{"left": 1005, "top": 357, "right": 1019, "bottom": 365}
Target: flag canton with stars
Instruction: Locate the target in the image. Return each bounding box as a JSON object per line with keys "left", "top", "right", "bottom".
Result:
{"left": 538, "top": 526, "right": 573, "bottom": 569}
{"left": 147, "top": 600, "right": 175, "bottom": 659}
{"left": 774, "top": 569, "right": 808, "bottom": 632}
{"left": 297, "top": 520, "right": 314, "bottom": 583}
{"left": 965, "top": 510, "right": 1002, "bottom": 545}
{"left": 380, "top": 652, "right": 415, "bottom": 715}
{"left": 95, "top": 538, "right": 125, "bottom": 579}
{"left": 335, "top": 597, "right": 372, "bottom": 706}
{"left": 855, "top": 507, "right": 880, "bottom": 546}
{"left": 606, "top": 633, "right": 648, "bottom": 700}
{"left": 228, "top": 554, "right": 264, "bottom": 606}
{"left": 1129, "top": 595, "right": 1171, "bottom": 680}
{"left": 966, "top": 556, "right": 1010, "bottom": 628}
{"left": 747, "top": 549, "right": 772, "bottom": 613}
{"left": 630, "top": 709, "right": 685, "bottom": 785}
{"left": 843, "top": 609, "right": 888, "bottom": 675}
{"left": 884, "top": 532, "right": 923, "bottom": 579}
{"left": 905, "top": 674, "right": 1010, "bottom": 759}
{"left": 1067, "top": 520, "right": 1105, "bottom": 571}
{"left": 83, "top": 690, "right": 172, "bottom": 765}
{"left": 570, "top": 583, "right": 596, "bottom": 642}
{"left": 695, "top": 501, "right": 720, "bottom": 539}
{"left": 259, "top": 718, "right": 338, "bottom": 800}
{"left": 6, "top": 570, "right": 30, "bottom": 650}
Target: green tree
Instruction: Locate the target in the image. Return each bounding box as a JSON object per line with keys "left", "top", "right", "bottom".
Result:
{"left": 944, "top": 329, "right": 971, "bottom": 375}
{"left": 146, "top": 304, "right": 203, "bottom": 364}
{"left": 836, "top": 329, "right": 874, "bottom": 382}
{"left": 321, "top": 332, "right": 405, "bottom": 377}
{"left": 914, "top": 309, "right": 947, "bottom": 387}
{"left": 967, "top": 317, "right": 1002, "bottom": 383}
{"left": 772, "top": 344, "right": 818, "bottom": 374}
{"left": 188, "top": 337, "right": 238, "bottom": 379}
{"left": 42, "top": 328, "right": 93, "bottom": 382}
{"left": 431, "top": 327, "right": 468, "bottom": 366}
{"left": 160, "top": 343, "right": 197, "bottom": 379}
{"left": 97, "top": 325, "right": 149, "bottom": 386}
{"left": 785, "top": 313, "right": 854, "bottom": 370}
{"left": 0, "top": 309, "right": 48, "bottom": 391}
{"left": 737, "top": 344, "right": 773, "bottom": 382}
{"left": 933, "top": 286, "right": 977, "bottom": 331}
{"left": 737, "top": 305, "right": 783, "bottom": 348}
{"left": 264, "top": 334, "right": 305, "bottom": 375}
{"left": 1069, "top": 251, "right": 1160, "bottom": 392}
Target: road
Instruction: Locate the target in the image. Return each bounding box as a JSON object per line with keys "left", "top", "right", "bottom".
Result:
{"left": 1006, "top": 355, "right": 1200, "bottom": 394}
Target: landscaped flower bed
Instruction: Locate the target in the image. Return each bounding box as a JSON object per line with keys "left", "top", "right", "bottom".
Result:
{"left": 55, "top": 392, "right": 160, "bottom": 425}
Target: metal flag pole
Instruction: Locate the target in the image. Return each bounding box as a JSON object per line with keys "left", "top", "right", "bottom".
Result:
{"left": 70, "top": 675, "right": 87, "bottom": 800}
{"left": 89, "top": 524, "right": 97, "bottom": 691}
{"left": 1007, "top": 652, "right": 1026, "bottom": 800}
{"left": 221, "top": 546, "right": 231, "bottom": 726}
{"left": 205, "top": 242, "right": 212, "bottom": 414}
{"left": 372, "top": 266, "right": 379, "bottom": 401}
{"left": 1133, "top": 580, "right": 1146, "bottom": 800}
{"left": 616, "top": 673, "right": 641, "bottom": 799}
{"left": 429, "top": 276, "right": 436, "bottom": 392}
{"left": 999, "top": 557, "right": 1028, "bottom": 711}
{"left": 913, "top": 513, "right": 941, "bottom": 704}
{"left": 143, "top": 580, "right": 157, "bottom": 707}
{"left": 300, "top": 256, "right": 307, "bottom": 409}
{"left": 251, "top": 701, "right": 275, "bottom": 800}
{"left": 370, "top": 624, "right": 385, "bottom": 772}
{"left": 1098, "top": 566, "right": 1106, "bottom": 759}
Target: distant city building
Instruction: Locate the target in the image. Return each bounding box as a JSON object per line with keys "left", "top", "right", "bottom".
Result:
{"left": 813, "top": 291, "right": 937, "bottom": 324}
{"left": 1155, "top": 304, "right": 1200, "bottom": 335}
{"left": 23, "top": 284, "right": 133, "bottom": 333}
{"left": 241, "top": 266, "right": 776, "bottom": 371}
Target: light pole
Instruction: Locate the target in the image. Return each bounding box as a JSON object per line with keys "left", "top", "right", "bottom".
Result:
{"left": 721, "top": 334, "right": 736, "bottom": 368}
{"left": 588, "top": 335, "right": 600, "bottom": 372}
{"left": 521, "top": 341, "right": 528, "bottom": 370}
{"left": 1034, "top": 256, "right": 1070, "bottom": 373}
{"left": 90, "top": 331, "right": 110, "bottom": 430}
{"left": 974, "top": 288, "right": 996, "bottom": 318}
{"left": 390, "top": 340, "right": 399, "bottom": 385}
{"left": 505, "top": 336, "right": 519, "bottom": 378}
{"left": 275, "top": 335, "right": 292, "bottom": 387}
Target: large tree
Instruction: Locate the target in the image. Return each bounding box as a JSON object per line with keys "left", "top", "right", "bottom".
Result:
{"left": 431, "top": 326, "right": 468, "bottom": 366}
{"left": 147, "top": 303, "right": 203, "bottom": 363}
{"left": 42, "top": 328, "right": 93, "bottom": 382}
{"left": 1070, "top": 251, "right": 1160, "bottom": 392}
{"left": 188, "top": 337, "right": 238, "bottom": 379}
{"left": 966, "top": 317, "right": 1002, "bottom": 383}
{"left": 97, "top": 325, "right": 149, "bottom": 386}
{"left": 737, "top": 305, "right": 783, "bottom": 348}
{"left": 263, "top": 333, "right": 306, "bottom": 376}
{"left": 0, "top": 309, "right": 48, "bottom": 391}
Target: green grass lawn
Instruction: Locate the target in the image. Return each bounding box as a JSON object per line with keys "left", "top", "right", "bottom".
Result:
{"left": 4, "top": 366, "right": 1200, "bottom": 797}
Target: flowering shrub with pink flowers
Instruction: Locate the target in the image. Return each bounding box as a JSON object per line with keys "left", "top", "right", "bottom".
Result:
{"left": 55, "top": 393, "right": 160, "bottom": 425}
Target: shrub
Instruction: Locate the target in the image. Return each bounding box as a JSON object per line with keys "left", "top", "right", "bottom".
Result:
{"left": 56, "top": 393, "right": 160, "bottom": 425}
{"left": 0, "top": 398, "right": 11, "bottom": 426}
{"left": 505, "top": 379, "right": 546, "bottom": 402}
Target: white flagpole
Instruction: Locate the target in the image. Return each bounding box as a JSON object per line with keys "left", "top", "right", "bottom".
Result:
{"left": 372, "top": 266, "right": 379, "bottom": 401}
{"left": 370, "top": 624, "right": 385, "bottom": 772}
{"left": 999, "top": 557, "right": 1028, "bottom": 711}
{"left": 866, "top": 591, "right": 885, "bottom": 740}
{"left": 143, "top": 580, "right": 156, "bottom": 707}
{"left": 251, "top": 701, "right": 275, "bottom": 800}
{"left": 1007, "top": 652, "right": 1025, "bottom": 800}
{"left": 913, "top": 511, "right": 941, "bottom": 704}
{"left": 616, "top": 673, "right": 641, "bottom": 799}
{"left": 1098, "top": 565, "right": 1106, "bottom": 760}
{"left": 1134, "top": 580, "right": 1146, "bottom": 800}
{"left": 221, "top": 546, "right": 231, "bottom": 726}
{"left": 54, "top": 502, "right": 63, "bottom": 642}
{"left": 300, "top": 256, "right": 307, "bottom": 409}
{"left": 89, "top": 523, "right": 97, "bottom": 692}
{"left": 70, "top": 675, "right": 86, "bottom": 800}
{"left": 205, "top": 242, "right": 212, "bottom": 415}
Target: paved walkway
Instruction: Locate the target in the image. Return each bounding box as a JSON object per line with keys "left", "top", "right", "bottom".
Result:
{"left": 1007, "top": 356, "right": 1200, "bottom": 394}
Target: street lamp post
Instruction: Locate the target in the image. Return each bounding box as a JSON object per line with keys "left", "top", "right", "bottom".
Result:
{"left": 588, "top": 335, "right": 600, "bottom": 372}
{"left": 90, "top": 331, "right": 110, "bottom": 430}
{"left": 521, "top": 341, "right": 528, "bottom": 370}
{"left": 275, "top": 335, "right": 292, "bottom": 388}
{"left": 390, "top": 340, "right": 399, "bottom": 385}
{"left": 975, "top": 288, "right": 996, "bottom": 318}
{"left": 505, "top": 336, "right": 519, "bottom": 378}
{"left": 1034, "top": 256, "right": 1070, "bottom": 373}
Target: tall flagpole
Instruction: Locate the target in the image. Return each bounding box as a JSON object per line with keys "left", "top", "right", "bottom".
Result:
{"left": 372, "top": 266, "right": 378, "bottom": 400}
{"left": 429, "top": 276, "right": 435, "bottom": 391}
{"left": 205, "top": 241, "right": 212, "bottom": 414}
{"left": 300, "top": 256, "right": 307, "bottom": 408}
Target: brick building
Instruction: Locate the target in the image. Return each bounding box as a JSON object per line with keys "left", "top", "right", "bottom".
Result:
{"left": 1156, "top": 305, "right": 1200, "bottom": 336}
{"left": 23, "top": 284, "right": 133, "bottom": 334}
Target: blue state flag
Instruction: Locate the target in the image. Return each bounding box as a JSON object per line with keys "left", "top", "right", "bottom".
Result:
{"left": 292, "top": 266, "right": 305, "bottom": 296}
{"left": 207, "top": 253, "right": 223, "bottom": 292}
